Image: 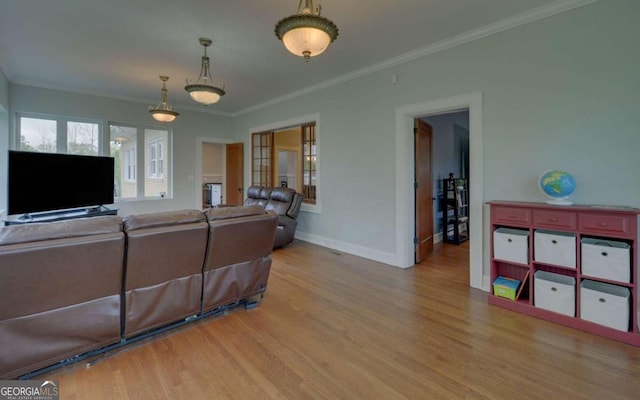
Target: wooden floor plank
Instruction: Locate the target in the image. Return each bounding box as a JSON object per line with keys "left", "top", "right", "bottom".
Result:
{"left": 43, "top": 240, "right": 640, "bottom": 399}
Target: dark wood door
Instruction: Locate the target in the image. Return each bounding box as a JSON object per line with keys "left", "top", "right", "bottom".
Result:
{"left": 226, "top": 143, "right": 244, "bottom": 205}
{"left": 415, "top": 119, "right": 434, "bottom": 263}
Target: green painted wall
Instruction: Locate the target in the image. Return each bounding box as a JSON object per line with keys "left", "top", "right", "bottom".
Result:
{"left": 231, "top": 0, "right": 640, "bottom": 258}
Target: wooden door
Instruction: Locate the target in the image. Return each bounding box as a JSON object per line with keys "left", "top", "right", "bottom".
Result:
{"left": 225, "top": 143, "right": 244, "bottom": 206}
{"left": 415, "top": 119, "right": 434, "bottom": 263}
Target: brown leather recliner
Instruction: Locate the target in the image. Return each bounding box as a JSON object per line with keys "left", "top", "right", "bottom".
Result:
{"left": 122, "top": 210, "right": 208, "bottom": 338}
{"left": 244, "top": 186, "right": 303, "bottom": 248}
{"left": 0, "top": 216, "right": 124, "bottom": 379}
{"left": 244, "top": 186, "right": 273, "bottom": 208}
{"left": 201, "top": 206, "right": 278, "bottom": 313}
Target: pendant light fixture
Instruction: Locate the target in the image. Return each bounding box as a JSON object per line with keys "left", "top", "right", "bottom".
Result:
{"left": 275, "top": 0, "right": 338, "bottom": 62}
{"left": 185, "top": 38, "right": 226, "bottom": 105}
{"left": 148, "top": 76, "right": 179, "bottom": 123}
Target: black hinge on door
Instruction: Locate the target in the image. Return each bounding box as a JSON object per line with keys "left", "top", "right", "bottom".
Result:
{"left": 414, "top": 127, "right": 418, "bottom": 134}
{"left": 413, "top": 237, "right": 419, "bottom": 245}
{"left": 414, "top": 181, "right": 418, "bottom": 189}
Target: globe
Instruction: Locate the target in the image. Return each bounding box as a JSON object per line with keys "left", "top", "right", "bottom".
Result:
{"left": 538, "top": 170, "right": 576, "bottom": 205}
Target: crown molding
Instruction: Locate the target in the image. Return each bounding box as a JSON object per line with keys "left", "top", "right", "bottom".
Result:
{"left": 233, "top": 0, "right": 599, "bottom": 117}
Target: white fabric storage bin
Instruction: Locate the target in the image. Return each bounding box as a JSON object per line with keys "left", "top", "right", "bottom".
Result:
{"left": 494, "top": 228, "right": 529, "bottom": 265}
{"left": 581, "top": 238, "right": 631, "bottom": 283}
{"left": 580, "top": 280, "right": 630, "bottom": 331}
{"left": 534, "top": 270, "right": 575, "bottom": 316}
{"left": 534, "top": 230, "right": 576, "bottom": 268}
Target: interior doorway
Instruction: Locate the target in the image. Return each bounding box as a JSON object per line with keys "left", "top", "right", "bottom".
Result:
{"left": 195, "top": 138, "right": 244, "bottom": 209}
{"left": 201, "top": 142, "right": 225, "bottom": 208}
{"left": 395, "top": 92, "right": 484, "bottom": 290}
{"left": 421, "top": 110, "right": 470, "bottom": 246}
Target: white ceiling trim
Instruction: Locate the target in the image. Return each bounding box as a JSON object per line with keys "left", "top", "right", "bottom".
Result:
{"left": 233, "top": 0, "right": 599, "bottom": 117}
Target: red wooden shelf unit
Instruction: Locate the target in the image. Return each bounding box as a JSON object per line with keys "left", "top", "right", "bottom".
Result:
{"left": 488, "top": 200, "right": 640, "bottom": 346}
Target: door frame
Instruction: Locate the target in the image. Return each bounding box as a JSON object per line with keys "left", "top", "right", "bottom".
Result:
{"left": 195, "top": 136, "right": 234, "bottom": 209}
{"left": 395, "top": 92, "right": 485, "bottom": 291}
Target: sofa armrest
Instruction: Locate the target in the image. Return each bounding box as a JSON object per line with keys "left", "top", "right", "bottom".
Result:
{"left": 286, "top": 193, "right": 303, "bottom": 219}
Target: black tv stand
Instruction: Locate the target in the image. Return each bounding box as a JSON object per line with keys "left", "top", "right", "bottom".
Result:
{"left": 4, "top": 206, "right": 118, "bottom": 226}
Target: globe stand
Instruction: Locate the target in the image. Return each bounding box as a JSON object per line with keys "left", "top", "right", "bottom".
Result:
{"left": 545, "top": 198, "right": 573, "bottom": 206}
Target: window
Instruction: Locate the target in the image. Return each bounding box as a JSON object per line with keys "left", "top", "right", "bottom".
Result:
{"left": 251, "top": 120, "right": 317, "bottom": 205}
{"left": 110, "top": 124, "right": 171, "bottom": 200}
{"left": 17, "top": 115, "right": 101, "bottom": 155}
{"left": 124, "top": 148, "right": 136, "bottom": 182}
{"left": 67, "top": 121, "right": 99, "bottom": 155}
{"left": 144, "top": 129, "right": 168, "bottom": 197}
{"left": 18, "top": 117, "right": 57, "bottom": 153}
{"left": 110, "top": 125, "right": 137, "bottom": 200}
{"left": 252, "top": 131, "right": 273, "bottom": 187}
{"left": 147, "top": 141, "right": 163, "bottom": 179}
{"left": 302, "top": 124, "right": 316, "bottom": 204}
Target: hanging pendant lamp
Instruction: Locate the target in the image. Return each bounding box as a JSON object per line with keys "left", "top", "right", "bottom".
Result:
{"left": 148, "top": 76, "right": 179, "bottom": 123}
{"left": 275, "top": 0, "right": 339, "bottom": 62}
{"left": 185, "top": 38, "right": 226, "bottom": 105}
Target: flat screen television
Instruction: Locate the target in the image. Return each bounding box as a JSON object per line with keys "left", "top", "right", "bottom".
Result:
{"left": 8, "top": 150, "right": 115, "bottom": 216}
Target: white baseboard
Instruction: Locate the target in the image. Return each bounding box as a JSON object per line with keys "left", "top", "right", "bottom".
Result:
{"left": 294, "top": 231, "right": 399, "bottom": 267}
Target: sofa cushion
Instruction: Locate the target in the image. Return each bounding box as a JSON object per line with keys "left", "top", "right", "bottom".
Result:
{"left": 123, "top": 210, "right": 205, "bottom": 232}
{"left": 0, "top": 216, "right": 122, "bottom": 246}
{"left": 206, "top": 205, "right": 265, "bottom": 221}
{"left": 266, "top": 187, "right": 296, "bottom": 216}
{"left": 246, "top": 185, "right": 262, "bottom": 199}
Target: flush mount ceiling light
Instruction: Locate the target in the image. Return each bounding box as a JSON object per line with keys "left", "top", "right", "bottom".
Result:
{"left": 275, "top": 0, "right": 338, "bottom": 62}
{"left": 148, "top": 76, "right": 179, "bottom": 123}
{"left": 185, "top": 38, "right": 226, "bottom": 105}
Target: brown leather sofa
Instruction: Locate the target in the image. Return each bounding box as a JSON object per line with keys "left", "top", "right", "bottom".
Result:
{"left": 202, "top": 205, "right": 278, "bottom": 312}
{"left": 0, "top": 216, "right": 124, "bottom": 379}
{"left": 244, "top": 186, "right": 303, "bottom": 248}
{"left": 122, "top": 210, "right": 209, "bottom": 338}
{"left": 0, "top": 206, "right": 277, "bottom": 379}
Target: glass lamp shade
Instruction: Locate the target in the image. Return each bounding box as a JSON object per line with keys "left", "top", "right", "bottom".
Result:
{"left": 282, "top": 26, "right": 332, "bottom": 58}
{"left": 275, "top": 8, "right": 338, "bottom": 62}
{"left": 149, "top": 110, "right": 178, "bottom": 123}
{"left": 185, "top": 86, "right": 225, "bottom": 105}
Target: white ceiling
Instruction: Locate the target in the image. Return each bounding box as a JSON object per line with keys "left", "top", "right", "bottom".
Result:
{"left": 0, "top": 0, "right": 579, "bottom": 115}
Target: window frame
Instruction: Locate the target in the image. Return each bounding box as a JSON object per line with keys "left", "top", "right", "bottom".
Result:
{"left": 15, "top": 112, "right": 103, "bottom": 155}
{"left": 147, "top": 140, "right": 164, "bottom": 179}
{"left": 109, "top": 122, "right": 173, "bottom": 201}
{"left": 249, "top": 113, "right": 320, "bottom": 214}
{"left": 301, "top": 123, "right": 316, "bottom": 205}
{"left": 251, "top": 131, "right": 274, "bottom": 188}
{"left": 124, "top": 147, "right": 137, "bottom": 183}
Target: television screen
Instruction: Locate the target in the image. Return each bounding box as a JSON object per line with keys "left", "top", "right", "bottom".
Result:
{"left": 8, "top": 150, "right": 115, "bottom": 216}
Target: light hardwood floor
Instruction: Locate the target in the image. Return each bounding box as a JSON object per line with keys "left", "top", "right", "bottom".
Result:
{"left": 45, "top": 240, "right": 640, "bottom": 399}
